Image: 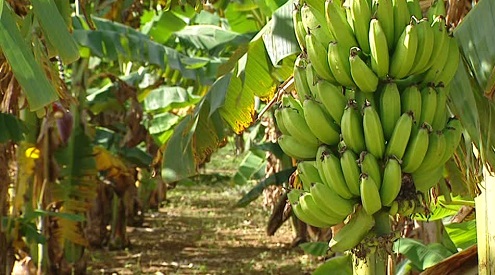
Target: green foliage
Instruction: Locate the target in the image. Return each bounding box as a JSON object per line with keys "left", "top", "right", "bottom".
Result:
{"left": 234, "top": 167, "right": 295, "bottom": 207}
{"left": 299, "top": 242, "right": 328, "bottom": 257}
{"left": 312, "top": 254, "right": 352, "bottom": 275}
{"left": 394, "top": 238, "right": 454, "bottom": 271}
{"left": 0, "top": 1, "right": 58, "bottom": 111}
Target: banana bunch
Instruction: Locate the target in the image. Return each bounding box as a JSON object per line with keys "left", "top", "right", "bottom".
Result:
{"left": 276, "top": 0, "right": 465, "bottom": 253}
{"left": 292, "top": 0, "right": 460, "bottom": 87}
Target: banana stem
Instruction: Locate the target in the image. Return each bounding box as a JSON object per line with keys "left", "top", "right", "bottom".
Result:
{"left": 353, "top": 249, "right": 387, "bottom": 275}
{"left": 353, "top": 210, "right": 391, "bottom": 275}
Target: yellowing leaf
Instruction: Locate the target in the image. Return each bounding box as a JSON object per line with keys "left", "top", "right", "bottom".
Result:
{"left": 219, "top": 75, "right": 255, "bottom": 133}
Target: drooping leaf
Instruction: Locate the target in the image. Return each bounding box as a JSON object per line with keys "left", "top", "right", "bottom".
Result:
{"left": 161, "top": 115, "right": 196, "bottom": 183}
{"left": 0, "top": 1, "right": 58, "bottom": 111}
{"left": 299, "top": 242, "right": 328, "bottom": 257}
{"left": 141, "top": 10, "right": 187, "bottom": 44}
{"left": 174, "top": 25, "right": 253, "bottom": 54}
{"left": 216, "top": 73, "right": 255, "bottom": 133}
{"left": 312, "top": 254, "right": 352, "bottom": 275}
{"left": 262, "top": 0, "right": 300, "bottom": 66}
{"left": 31, "top": 0, "right": 80, "bottom": 63}
{"left": 234, "top": 167, "right": 296, "bottom": 207}
{"left": 394, "top": 238, "right": 454, "bottom": 271}
{"left": 143, "top": 86, "right": 201, "bottom": 113}
{"left": 445, "top": 220, "right": 477, "bottom": 250}
{"left": 239, "top": 38, "right": 277, "bottom": 100}
{"left": 72, "top": 16, "right": 222, "bottom": 84}
{"left": 232, "top": 149, "right": 266, "bottom": 185}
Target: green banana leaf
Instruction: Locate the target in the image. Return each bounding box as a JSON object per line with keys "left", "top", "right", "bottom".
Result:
{"left": 234, "top": 167, "right": 296, "bottom": 207}
{"left": 0, "top": 1, "right": 58, "bottom": 111}
{"left": 71, "top": 15, "right": 223, "bottom": 84}
{"left": 450, "top": 0, "right": 495, "bottom": 179}
{"left": 232, "top": 149, "right": 267, "bottom": 185}
{"left": 394, "top": 238, "right": 454, "bottom": 271}
{"left": 299, "top": 242, "right": 329, "bottom": 256}
{"left": 312, "top": 254, "right": 352, "bottom": 275}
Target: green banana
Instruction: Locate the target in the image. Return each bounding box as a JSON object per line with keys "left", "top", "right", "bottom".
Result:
{"left": 389, "top": 200, "right": 399, "bottom": 215}
{"left": 329, "top": 206, "right": 375, "bottom": 252}
{"left": 406, "top": 0, "right": 422, "bottom": 19}
{"left": 301, "top": 3, "right": 334, "bottom": 44}
{"left": 414, "top": 130, "right": 446, "bottom": 173}
{"left": 341, "top": 147, "right": 362, "bottom": 196}
{"left": 341, "top": 100, "right": 366, "bottom": 154}
{"left": 360, "top": 173, "right": 382, "bottom": 215}
{"left": 293, "top": 7, "right": 307, "bottom": 50}
{"left": 392, "top": 0, "right": 411, "bottom": 47}
{"left": 293, "top": 201, "right": 334, "bottom": 228}
{"left": 418, "top": 86, "right": 437, "bottom": 126}
{"left": 424, "top": 16, "right": 447, "bottom": 72}
{"left": 350, "top": 0, "right": 372, "bottom": 54}
{"left": 427, "top": 0, "right": 446, "bottom": 22}
{"left": 363, "top": 100, "right": 386, "bottom": 159}
{"left": 408, "top": 18, "right": 435, "bottom": 75}
{"left": 349, "top": 47, "right": 379, "bottom": 92}
{"left": 372, "top": 0, "right": 394, "bottom": 49}
{"left": 385, "top": 111, "right": 414, "bottom": 159}
{"left": 316, "top": 145, "right": 332, "bottom": 186}
{"left": 412, "top": 165, "right": 443, "bottom": 192}
{"left": 359, "top": 151, "right": 382, "bottom": 189}
{"left": 355, "top": 89, "right": 377, "bottom": 109}
{"left": 401, "top": 123, "right": 430, "bottom": 173}
{"left": 278, "top": 134, "right": 319, "bottom": 160}
{"left": 398, "top": 199, "right": 416, "bottom": 216}
{"left": 280, "top": 107, "right": 319, "bottom": 146}
{"left": 379, "top": 157, "right": 402, "bottom": 206}
{"left": 379, "top": 82, "right": 401, "bottom": 140}
{"left": 431, "top": 85, "right": 448, "bottom": 130}
{"left": 314, "top": 79, "right": 347, "bottom": 125}
{"left": 310, "top": 182, "right": 355, "bottom": 218}
{"left": 322, "top": 151, "right": 355, "bottom": 199}
{"left": 298, "top": 161, "right": 322, "bottom": 189}
{"left": 274, "top": 108, "right": 290, "bottom": 135}
{"left": 422, "top": 32, "right": 451, "bottom": 84}
{"left": 303, "top": 99, "right": 341, "bottom": 145}
{"left": 439, "top": 117, "right": 463, "bottom": 164}
{"left": 306, "top": 62, "right": 317, "bottom": 88}
{"left": 297, "top": 172, "right": 312, "bottom": 191}
{"left": 281, "top": 94, "right": 303, "bottom": 114}
{"left": 328, "top": 41, "right": 356, "bottom": 87}
{"left": 390, "top": 21, "right": 418, "bottom": 79}
{"left": 325, "top": 0, "right": 358, "bottom": 51}
{"left": 306, "top": 33, "right": 337, "bottom": 82}
{"left": 435, "top": 37, "right": 461, "bottom": 86}
{"left": 400, "top": 85, "right": 422, "bottom": 122}
{"left": 294, "top": 54, "right": 312, "bottom": 100}
{"left": 369, "top": 18, "right": 390, "bottom": 79}
{"left": 299, "top": 193, "right": 343, "bottom": 225}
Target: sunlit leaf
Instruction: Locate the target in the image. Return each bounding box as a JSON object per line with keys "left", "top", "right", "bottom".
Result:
{"left": 394, "top": 238, "right": 454, "bottom": 270}
{"left": 262, "top": 0, "right": 299, "bottom": 66}
{"left": 445, "top": 220, "right": 477, "bottom": 250}
{"left": 141, "top": 10, "right": 187, "bottom": 44}
{"left": 217, "top": 74, "right": 255, "bottom": 133}
{"left": 175, "top": 25, "right": 252, "bottom": 54}
{"left": 240, "top": 38, "right": 277, "bottom": 100}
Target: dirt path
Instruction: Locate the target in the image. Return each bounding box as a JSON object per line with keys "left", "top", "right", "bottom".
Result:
{"left": 86, "top": 182, "right": 321, "bottom": 274}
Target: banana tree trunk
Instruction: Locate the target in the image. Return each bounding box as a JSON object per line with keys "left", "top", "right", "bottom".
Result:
{"left": 475, "top": 171, "right": 495, "bottom": 275}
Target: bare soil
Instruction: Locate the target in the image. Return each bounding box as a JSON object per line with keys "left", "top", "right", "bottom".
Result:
{"left": 86, "top": 182, "right": 322, "bottom": 274}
